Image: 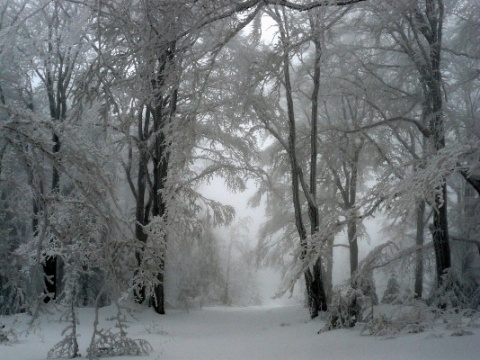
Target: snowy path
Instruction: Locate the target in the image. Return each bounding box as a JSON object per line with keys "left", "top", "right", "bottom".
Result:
{"left": 156, "top": 305, "right": 320, "bottom": 359}
{"left": 154, "top": 305, "right": 480, "bottom": 360}
{"left": 1, "top": 304, "right": 480, "bottom": 359}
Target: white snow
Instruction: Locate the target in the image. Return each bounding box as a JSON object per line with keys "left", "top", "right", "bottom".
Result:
{"left": 1, "top": 304, "right": 480, "bottom": 360}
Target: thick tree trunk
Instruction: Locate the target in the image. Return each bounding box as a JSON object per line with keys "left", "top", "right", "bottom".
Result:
{"left": 153, "top": 263, "right": 166, "bottom": 315}
{"left": 150, "top": 44, "right": 177, "bottom": 315}
{"left": 304, "top": 258, "right": 328, "bottom": 319}
{"left": 429, "top": 13, "right": 451, "bottom": 285}
{"left": 151, "top": 111, "right": 169, "bottom": 315}
{"left": 413, "top": 0, "right": 450, "bottom": 286}
{"left": 43, "top": 133, "right": 61, "bottom": 303}
{"left": 269, "top": 7, "right": 329, "bottom": 318}
{"left": 282, "top": 35, "right": 321, "bottom": 318}
{"left": 42, "top": 2, "right": 72, "bottom": 301}
{"left": 432, "top": 184, "right": 450, "bottom": 284}
{"left": 313, "top": 258, "right": 328, "bottom": 311}
{"left": 414, "top": 200, "right": 425, "bottom": 298}
{"left": 429, "top": 55, "right": 451, "bottom": 285}
{"left": 134, "top": 107, "right": 150, "bottom": 304}
{"left": 306, "top": 28, "right": 328, "bottom": 315}
{"left": 347, "top": 219, "right": 358, "bottom": 275}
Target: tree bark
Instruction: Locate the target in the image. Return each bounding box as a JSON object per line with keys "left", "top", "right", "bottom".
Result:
{"left": 40, "top": 1, "right": 76, "bottom": 302}
{"left": 306, "top": 25, "right": 328, "bottom": 314}
{"left": 134, "top": 106, "right": 150, "bottom": 304}
{"left": 414, "top": 200, "right": 425, "bottom": 298}
{"left": 150, "top": 42, "right": 177, "bottom": 315}
{"left": 347, "top": 218, "right": 358, "bottom": 275}
{"left": 426, "top": 0, "right": 451, "bottom": 285}
{"left": 399, "top": 0, "right": 450, "bottom": 286}
{"left": 44, "top": 132, "right": 61, "bottom": 302}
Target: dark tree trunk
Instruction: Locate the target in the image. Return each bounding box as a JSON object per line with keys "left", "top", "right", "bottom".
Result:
{"left": 43, "top": 257, "right": 57, "bottom": 302}
{"left": 347, "top": 219, "right": 358, "bottom": 275}
{"left": 151, "top": 151, "right": 168, "bottom": 315}
{"left": 414, "top": 200, "right": 425, "bottom": 298}
{"left": 134, "top": 107, "right": 151, "bottom": 304}
{"left": 432, "top": 184, "right": 451, "bottom": 284}
{"left": 127, "top": 35, "right": 177, "bottom": 312}
{"left": 304, "top": 258, "right": 328, "bottom": 318}
{"left": 427, "top": 0, "right": 451, "bottom": 285}
{"left": 408, "top": 0, "right": 450, "bottom": 286}
{"left": 305, "top": 26, "right": 328, "bottom": 316}
{"left": 151, "top": 95, "right": 172, "bottom": 315}
{"left": 150, "top": 43, "right": 177, "bottom": 315}
{"left": 44, "top": 133, "right": 61, "bottom": 303}
{"left": 268, "top": 7, "right": 331, "bottom": 318}
{"left": 281, "top": 29, "right": 320, "bottom": 317}
{"left": 347, "top": 141, "right": 362, "bottom": 276}
{"left": 41, "top": 1, "right": 74, "bottom": 302}
{"left": 313, "top": 258, "right": 328, "bottom": 311}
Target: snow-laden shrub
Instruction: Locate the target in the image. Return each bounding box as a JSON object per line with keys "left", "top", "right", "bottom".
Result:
{"left": 321, "top": 253, "right": 382, "bottom": 333}
{"left": 0, "top": 319, "right": 18, "bottom": 344}
{"left": 87, "top": 328, "right": 152, "bottom": 358}
{"left": 361, "top": 297, "right": 479, "bottom": 337}
{"left": 48, "top": 301, "right": 80, "bottom": 358}
{"left": 320, "top": 287, "right": 361, "bottom": 332}
{"left": 0, "top": 324, "right": 9, "bottom": 343}
{"left": 381, "top": 277, "right": 415, "bottom": 305}
{"left": 470, "top": 287, "right": 480, "bottom": 310}
{"left": 320, "top": 282, "right": 375, "bottom": 333}
{"left": 428, "top": 269, "right": 478, "bottom": 310}
{"left": 87, "top": 303, "right": 152, "bottom": 358}
{"left": 381, "top": 277, "right": 401, "bottom": 304}
{"left": 351, "top": 270, "right": 378, "bottom": 306}
{"left": 361, "top": 301, "right": 434, "bottom": 336}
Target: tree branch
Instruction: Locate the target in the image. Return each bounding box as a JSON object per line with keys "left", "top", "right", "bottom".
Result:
{"left": 459, "top": 169, "right": 480, "bottom": 197}
{"left": 329, "top": 116, "right": 431, "bottom": 138}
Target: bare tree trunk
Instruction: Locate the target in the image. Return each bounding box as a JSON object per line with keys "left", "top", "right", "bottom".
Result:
{"left": 347, "top": 218, "right": 358, "bottom": 275}
{"left": 272, "top": 8, "right": 329, "bottom": 317}
{"left": 44, "top": 132, "right": 61, "bottom": 302}
{"left": 432, "top": 184, "right": 450, "bottom": 283}
{"left": 397, "top": 0, "right": 450, "bottom": 286}
{"left": 426, "top": 0, "right": 451, "bottom": 285}
{"left": 40, "top": 1, "right": 77, "bottom": 302}
{"left": 414, "top": 200, "right": 425, "bottom": 298}
{"left": 150, "top": 43, "right": 177, "bottom": 315}
{"left": 279, "top": 15, "right": 315, "bottom": 315}
{"left": 151, "top": 105, "right": 168, "bottom": 315}
{"left": 134, "top": 106, "right": 150, "bottom": 304}
{"left": 306, "top": 26, "right": 328, "bottom": 314}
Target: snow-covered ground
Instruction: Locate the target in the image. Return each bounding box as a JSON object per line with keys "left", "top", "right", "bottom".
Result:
{"left": 1, "top": 304, "right": 480, "bottom": 360}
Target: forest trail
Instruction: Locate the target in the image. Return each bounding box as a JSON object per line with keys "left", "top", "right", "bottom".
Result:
{"left": 156, "top": 305, "right": 480, "bottom": 360}
{"left": 158, "top": 305, "right": 320, "bottom": 359}
{"left": 1, "top": 304, "right": 480, "bottom": 360}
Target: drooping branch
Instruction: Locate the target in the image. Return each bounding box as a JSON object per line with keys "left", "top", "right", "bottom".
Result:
{"left": 459, "top": 169, "right": 480, "bottom": 197}
{"left": 183, "top": 0, "right": 366, "bottom": 42}
{"left": 328, "top": 116, "right": 431, "bottom": 138}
